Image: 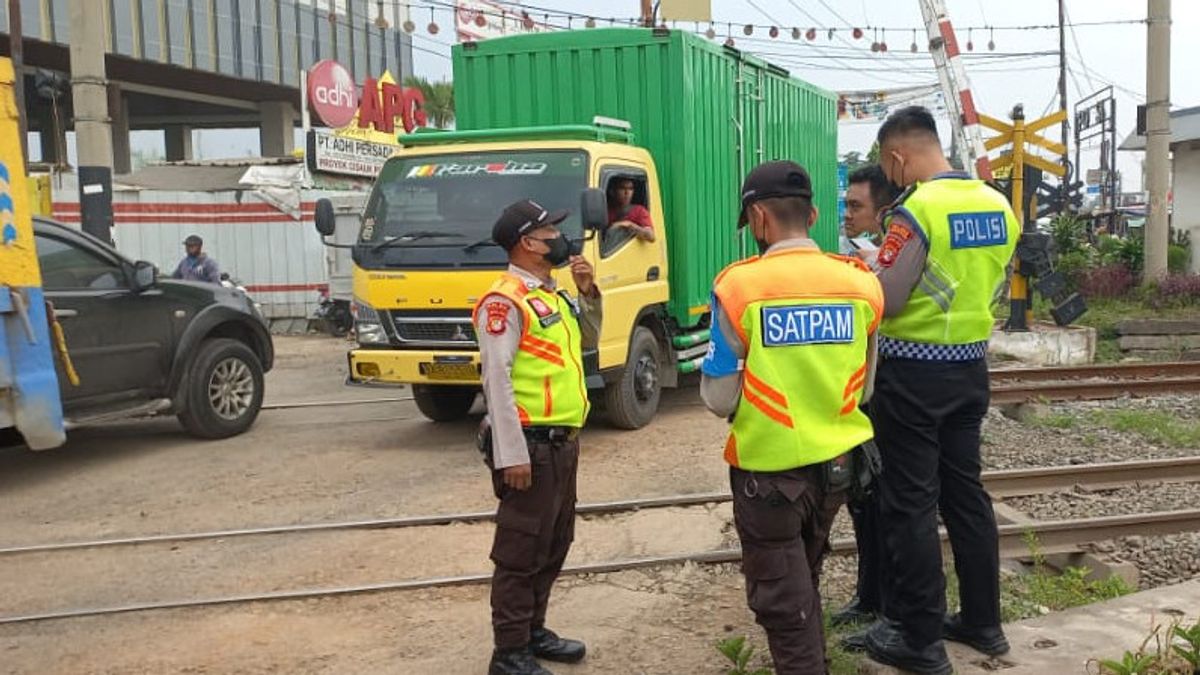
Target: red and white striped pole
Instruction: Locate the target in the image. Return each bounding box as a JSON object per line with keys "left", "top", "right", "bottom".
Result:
{"left": 919, "top": 0, "right": 993, "bottom": 180}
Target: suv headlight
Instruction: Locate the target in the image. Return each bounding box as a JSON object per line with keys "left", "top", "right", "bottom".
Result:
{"left": 352, "top": 298, "right": 388, "bottom": 345}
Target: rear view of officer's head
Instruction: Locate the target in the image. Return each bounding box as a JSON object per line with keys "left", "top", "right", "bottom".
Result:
{"left": 877, "top": 105, "right": 944, "bottom": 188}
{"left": 491, "top": 199, "right": 572, "bottom": 272}
{"left": 738, "top": 160, "right": 819, "bottom": 255}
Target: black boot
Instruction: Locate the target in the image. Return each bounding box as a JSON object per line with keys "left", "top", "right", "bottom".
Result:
{"left": 865, "top": 620, "right": 953, "bottom": 675}
{"left": 488, "top": 647, "right": 552, "bottom": 675}
{"left": 830, "top": 594, "right": 879, "bottom": 627}
{"left": 529, "top": 627, "right": 586, "bottom": 664}
{"left": 840, "top": 616, "right": 896, "bottom": 652}
{"left": 943, "top": 612, "right": 1010, "bottom": 656}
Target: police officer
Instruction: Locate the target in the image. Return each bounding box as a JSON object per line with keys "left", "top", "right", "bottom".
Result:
{"left": 833, "top": 164, "right": 903, "bottom": 632}
{"left": 863, "top": 107, "right": 1019, "bottom": 675}
{"left": 474, "top": 199, "right": 600, "bottom": 675}
{"left": 701, "top": 161, "right": 884, "bottom": 675}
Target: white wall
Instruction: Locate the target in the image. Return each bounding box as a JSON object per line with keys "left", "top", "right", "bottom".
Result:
{"left": 1173, "top": 143, "right": 1200, "bottom": 273}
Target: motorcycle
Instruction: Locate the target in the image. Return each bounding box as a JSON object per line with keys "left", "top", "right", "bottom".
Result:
{"left": 313, "top": 287, "right": 353, "bottom": 337}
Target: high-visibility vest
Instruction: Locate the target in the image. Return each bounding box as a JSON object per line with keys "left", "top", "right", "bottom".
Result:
{"left": 881, "top": 176, "right": 1020, "bottom": 346}
{"left": 474, "top": 273, "right": 589, "bottom": 428}
{"left": 714, "top": 247, "right": 883, "bottom": 472}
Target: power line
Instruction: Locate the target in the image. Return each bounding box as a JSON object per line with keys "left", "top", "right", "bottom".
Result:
{"left": 1062, "top": 2, "right": 1097, "bottom": 91}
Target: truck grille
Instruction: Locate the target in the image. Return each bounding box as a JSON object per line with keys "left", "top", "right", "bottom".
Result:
{"left": 391, "top": 315, "right": 477, "bottom": 346}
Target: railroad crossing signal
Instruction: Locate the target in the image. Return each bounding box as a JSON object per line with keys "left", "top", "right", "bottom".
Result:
{"left": 980, "top": 107, "right": 1085, "bottom": 330}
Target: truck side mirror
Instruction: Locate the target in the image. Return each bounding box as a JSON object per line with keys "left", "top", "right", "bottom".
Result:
{"left": 581, "top": 188, "right": 607, "bottom": 232}
{"left": 314, "top": 198, "right": 336, "bottom": 237}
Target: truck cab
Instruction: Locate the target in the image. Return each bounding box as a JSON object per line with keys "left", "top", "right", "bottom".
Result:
{"left": 316, "top": 123, "right": 675, "bottom": 428}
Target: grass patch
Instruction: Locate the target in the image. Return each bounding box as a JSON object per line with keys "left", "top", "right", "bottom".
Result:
{"left": 1002, "top": 533, "right": 1133, "bottom": 622}
{"left": 1030, "top": 412, "right": 1078, "bottom": 430}
{"left": 1098, "top": 409, "right": 1200, "bottom": 448}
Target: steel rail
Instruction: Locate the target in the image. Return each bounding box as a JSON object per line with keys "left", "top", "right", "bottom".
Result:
{"left": 990, "top": 376, "right": 1200, "bottom": 404}
{"left": 4, "top": 508, "right": 1199, "bottom": 626}
{"left": 4, "top": 458, "right": 1199, "bottom": 557}
{"left": 262, "top": 397, "right": 411, "bottom": 410}
{"left": 990, "top": 362, "right": 1200, "bottom": 383}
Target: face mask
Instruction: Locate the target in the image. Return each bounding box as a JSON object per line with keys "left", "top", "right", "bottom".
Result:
{"left": 538, "top": 234, "right": 571, "bottom": 265}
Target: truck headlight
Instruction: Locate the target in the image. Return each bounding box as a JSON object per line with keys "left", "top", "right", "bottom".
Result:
{"left": 353, "top": 298, "right": 388, "bottom": 345}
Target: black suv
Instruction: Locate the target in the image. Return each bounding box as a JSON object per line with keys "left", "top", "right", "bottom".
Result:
{"left": 33, "top": 218, "right": 274, "bottom": 439}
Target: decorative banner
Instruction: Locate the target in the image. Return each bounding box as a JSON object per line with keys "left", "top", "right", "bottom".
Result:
{"left": 837, "top": 84, "right": 946, "bottom": 124}
{"left": 455, "top": 0, "right": 550, "bottom": 42}
{"left": 307, "top": 129, "right": 395, "bottom": 178}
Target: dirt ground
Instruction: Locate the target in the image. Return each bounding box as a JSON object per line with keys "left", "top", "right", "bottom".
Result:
{"left": 0, "top": 336, "right": 794, "bottom": 675}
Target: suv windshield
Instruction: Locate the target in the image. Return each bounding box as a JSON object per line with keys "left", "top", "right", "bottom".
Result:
{"left": 355, "top": 150, "right": 588, "bottom": 268}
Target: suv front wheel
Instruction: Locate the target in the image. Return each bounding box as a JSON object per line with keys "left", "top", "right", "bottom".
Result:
{"left": 178, "top": 338, "right": 265, "bottom": 439}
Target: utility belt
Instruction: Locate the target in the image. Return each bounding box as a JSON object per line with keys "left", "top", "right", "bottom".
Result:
{"left": 739, "top": 441, "right": 882, "bottom": 501}
{"left": 476, "top": 419, "right": 579, "bottom": 468}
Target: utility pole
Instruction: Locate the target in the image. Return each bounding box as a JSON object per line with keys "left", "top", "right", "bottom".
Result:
{"left": 1144, "top": 0, "right": 1170, "bottom": 280}
{"left": 1057, "top": 0, "right": 1069, "bottom": 169}
{"left": 67, "top": 0, "right": 114, "bottom": 242}
{"left": 8, "top": 0, "right": 27, "bottom": 163}
{"left": 640, "top": 0, "right": 654, "bottom": 27}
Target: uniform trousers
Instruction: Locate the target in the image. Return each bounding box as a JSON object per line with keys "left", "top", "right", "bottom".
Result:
{"left": 489, "top": 437, "right": 579, "bottom": 649}
{"left": 732, "top": 463, "right": 846, "bottom": 675}
{"left": 870, "top": 356, "right": 1001, "bottom": 647}
{"left": 847, "top": 489, "right": 884, "bottom": 612}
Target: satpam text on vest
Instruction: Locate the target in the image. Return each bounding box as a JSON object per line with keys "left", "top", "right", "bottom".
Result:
{"left": 762, "top": 305, "right": 855, "bottom": 346}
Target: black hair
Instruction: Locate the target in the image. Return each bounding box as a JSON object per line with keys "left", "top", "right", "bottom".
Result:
{"left": 876, "top": 105, "right": 940, "bottom": 146}
{"left": 758, "top": 196, "right": 813, "bottom": 228}
{"left": 848, "top": 164, "right": 903, "bottom": 211}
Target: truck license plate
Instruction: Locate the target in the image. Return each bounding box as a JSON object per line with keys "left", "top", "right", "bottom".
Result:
{"left": 423, "top": 362, "right": 478, "bottom": 381}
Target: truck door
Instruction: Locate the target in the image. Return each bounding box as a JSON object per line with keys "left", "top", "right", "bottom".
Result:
{"left": 589, "top": 163, "right": 668, "bottom": 364}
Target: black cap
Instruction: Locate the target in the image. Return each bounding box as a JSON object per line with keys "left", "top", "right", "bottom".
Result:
{"left": 183, "top": 234, "right": 203, "bottom": 246}
{"left": 491, "top": 199, "right": 569, "bottom": 251}
{"left": 738, "top": 160, "right": 814, "bottom": 227}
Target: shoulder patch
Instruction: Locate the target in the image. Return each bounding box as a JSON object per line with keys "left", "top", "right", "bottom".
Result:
{"left": 485, "top": 301, "right": 510, "bottom": 336}
{"left": 877, "top": 223, "right": 914, "bottom": 268}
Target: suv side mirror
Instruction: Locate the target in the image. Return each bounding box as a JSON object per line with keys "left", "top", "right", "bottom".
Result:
{"left": 132, "top": 260, "right": 158, "bottom": 291}
{"left": 581, "top": 188, "right": 607, "bottom": 232}
{"left": 314, "top": 198, "right": 336, "bottom": 237}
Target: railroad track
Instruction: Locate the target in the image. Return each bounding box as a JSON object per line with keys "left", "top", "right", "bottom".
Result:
{"left": 259, "top": 361, "right": 1200, "bottom": 413}
{"left": 4, "top": 456, "right": 1197, "bottom": 557}
{"left": 2, "top": 456, "right": 1199, "bottom": 626}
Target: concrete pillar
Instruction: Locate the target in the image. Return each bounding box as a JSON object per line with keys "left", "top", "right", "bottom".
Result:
{"left": 259, "top": 100, "right": 296, "bottom": 157}
{"left": 68, "top": 0, "right": 113, "bottom": 168}
{"left": 68, "top": 0, "right": 114, "bottom": 242}
{"left": 108, "top": 85, "right": 132, "bottom": 174}
{"left": 164, "top": 124, "right": 194, "bottom": 162}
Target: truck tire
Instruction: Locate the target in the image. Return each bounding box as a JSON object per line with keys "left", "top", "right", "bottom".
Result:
{"left": 604, "top": 326, "right": 662, "bottom": 430}
{"left": 178, "top": 338, "right": 265, "bottom": 439}
{"left": 412, "top": 384, "right": 477, "bottom": 422}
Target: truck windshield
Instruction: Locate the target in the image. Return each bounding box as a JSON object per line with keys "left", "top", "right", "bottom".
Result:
{"left": 356, "top": 150, "right": 588, "bottom": 268}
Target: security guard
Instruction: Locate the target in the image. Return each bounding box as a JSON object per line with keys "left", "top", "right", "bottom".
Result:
{"left": 834, "top": 163, "right": 903, "bottom": 632}
{"left": 474, "top": 199, "right": 600, "bottom": 675}
{"left": 863, "top": 107, "right": 1019, "bottom": 675}
{"left": 702, "top": 161, "right": 884, "bottom": 675}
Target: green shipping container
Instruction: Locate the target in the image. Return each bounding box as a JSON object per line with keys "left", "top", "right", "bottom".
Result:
{"left": 453, "top": 28, "right": 838, "bottom": 328}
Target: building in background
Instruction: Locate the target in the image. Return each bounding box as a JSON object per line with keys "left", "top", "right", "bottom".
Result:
{"left": 1121, "top": 105, "right": 1199, "bottom": 272}
{"left": 0, "top": 0, "right": 414, "bottom": 170}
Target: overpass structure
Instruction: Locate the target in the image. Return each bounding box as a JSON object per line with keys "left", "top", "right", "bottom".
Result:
{"left": 0, "top": 0, "right": 414, "bottom": 172}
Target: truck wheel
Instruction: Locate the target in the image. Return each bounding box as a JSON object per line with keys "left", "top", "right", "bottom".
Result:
{"left": 412, "top": 384, "right": 477, "bottom": 422}
{"left": 604, "top": 326, "right": 662, "bottom": 430}
{"left": 178, "top": 338, "right": 265, "bottom": 439}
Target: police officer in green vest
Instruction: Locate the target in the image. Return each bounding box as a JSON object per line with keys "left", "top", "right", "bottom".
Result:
{"left": 861, "top": 107, "right": 1019, "bottom": 675}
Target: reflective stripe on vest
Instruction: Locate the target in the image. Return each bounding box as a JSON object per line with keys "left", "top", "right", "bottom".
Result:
{"left": 714, "top": 247, "right": 883, "bottom": 472}
{"left": 881, "top": 177, "right": 1020, "bottom": 346}
{"left": 473, "top": 273, "right": 589, "bottom": 428}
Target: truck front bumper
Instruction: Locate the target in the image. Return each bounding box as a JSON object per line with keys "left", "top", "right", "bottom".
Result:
{"left": 348, "top": 348, "right": 482, "bottom": 386}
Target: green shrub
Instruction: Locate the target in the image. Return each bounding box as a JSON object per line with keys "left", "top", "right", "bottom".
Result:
{"left": 1168, "top": 244, "right": 1190, "bottom": 273}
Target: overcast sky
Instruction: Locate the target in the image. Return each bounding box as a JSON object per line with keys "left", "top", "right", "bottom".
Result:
{"left": 107, "top": 0, "right": 1197, "bottom": 192}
